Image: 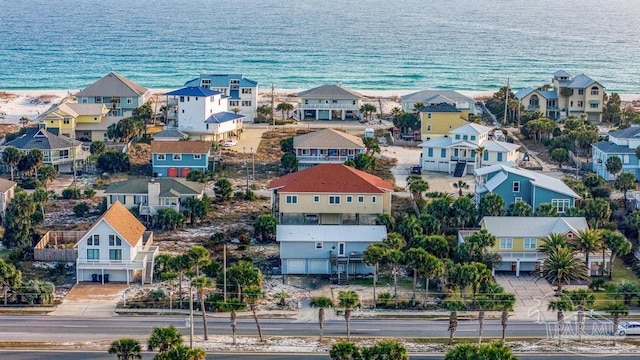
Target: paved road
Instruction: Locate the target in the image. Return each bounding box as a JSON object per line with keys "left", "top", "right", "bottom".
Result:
{"left": 0, "top": 350, "right": 636, "bottom": 360}
{"left": 0, "top": 315, "right": 616, "bottom": 341}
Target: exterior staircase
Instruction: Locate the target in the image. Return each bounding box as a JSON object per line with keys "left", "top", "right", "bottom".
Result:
{"left": 453, "top": 161, "right": 467, "bottom": 177}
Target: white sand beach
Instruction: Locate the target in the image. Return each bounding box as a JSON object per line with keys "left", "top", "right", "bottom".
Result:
{"left": 1, "top": 88, "right": 639, "bottom": 126}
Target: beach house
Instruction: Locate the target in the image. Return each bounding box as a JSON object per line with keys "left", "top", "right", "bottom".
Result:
{"left": 515, "top": 71, "right": 605, "bottom": 121}
{"left": 293, "top": 128, "right": 366, "bottom": 169}
{"left": 183, "top": 74, "right": 258, "bottom": 122}
{"left": 39, "top": 101, "right": 110, "bottom": 142}
{"left": 401, "top": 90, "right": 477, "bottom": 115}
{"left": 75, "top": 72, "right": 152, "bottom": 118}
{"left": 164, "top": 86, "right": 244, "bottom": 142}
{"left": 295, "top": 85, "right": 363, "bottom": 121}
{"left": 104, "top": 178, "right": 204, "bottom": 216}
{"left": 459, "top": 216, "right": 606, "bottom": 276}
{"left": 0, "top": 178, "right": 17, "bottom": 217}
{"left": 75, "top": 201, "right": 158, "bottom": 284}
{"left": 150, "top": 140, "right": 211, "bottom": 177}
{"left": 418, "top": 102, "right": 470, "bottom": 141}
{"left": 474, "top": 164, "right": 580, "bottom": 211}
{"left": 419, "top": 123, "right": 520, "bottom": 176}
{"left": 592, "top": 126, "right": 640, "bottom": 180}
{"left": 268, "top": 164, "right": 392, "bottom": 280}
{"left": 1, "top": 127, "right": 89, "bottom": 173}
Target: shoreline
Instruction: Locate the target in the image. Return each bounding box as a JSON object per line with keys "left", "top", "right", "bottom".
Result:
{"left": 1, "top": 88, "right": 639, "bottom": 126}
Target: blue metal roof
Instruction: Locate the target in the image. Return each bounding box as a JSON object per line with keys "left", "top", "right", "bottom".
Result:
{"left": 184, "top": 74, "right": 258, "bottom": 88}
{"left": 514, "top": 87, "right": 534, "bottom": 99}
{"left": 538, "top": 90, "right": 558, "bottom": 100}
{"left": 568, "top": 74, "right": 597, "bottom": 88}
{"left": 419, "top": 102, "right": 459, "bottom": 112}
{"left": 204, "top": 112, "right": 245, "bottom": 124}
{"left": 609, "top": 126, "right": 640, "bottom": 139}
{"left": 553, "top": 70, "right": 572, "bottom": 77}
{"left": 165, "top": 86, "right": 223, "bottom": 97}
{"left": 591, "top": 141, "right": 635, "bottom": 154}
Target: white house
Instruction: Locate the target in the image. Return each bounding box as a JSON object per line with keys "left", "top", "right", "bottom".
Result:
{"left": 165, "top": 86, "right": 244, "bottom": 142}
{"left": 184, "top": 74, "right": 258, "bottom": 122}
{"left": 75, "top": 201, "right": 158, "bottom": 284}
{"left": 419, "top": 123, "right": 520, "bottom": 176}
{"left": 295, "top": 85, "right": 363, "bottom": 121}
{"left": 401, "top": 90, "right": 477, "bottom": 115}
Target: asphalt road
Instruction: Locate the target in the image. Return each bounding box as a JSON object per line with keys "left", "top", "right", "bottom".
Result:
{"left": 0, "top": 315, "right": 616, "bottom": 342}
{"left": 0, "top": 350, "right": 636, "bottom": 360}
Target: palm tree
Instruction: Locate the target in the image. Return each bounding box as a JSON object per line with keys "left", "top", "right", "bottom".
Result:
{"left": 26, "top": 148, "right": 43, "bottom": 179}
{"left": 445, "top": 298, "right": 466, "bottom": 345}
{"left": 405, "top": 247, "right": 429, "bottom": 305}
{"left": 541, "top": 246, "right": 588, "bottom": 295}
{"left": 422, "top": 254, "right": 445, "bottom": 304}
{"left": 606, "top": 302, "right": 629, "bottom": 344}
{"left": 108, "top": 338, "right": 142, "bottom": 360}
{"left": 191, "top": 276, "right": 213, "bottom": 340}
{"left": 338, "top": 290, "right": 360, "bottom": 341}
{"left": 276, "top": 102, "right": 294, "bottom": 120}
{"left": 453, "top": 180, "right": 469, "bottom": 197}
{"left": 575, "top": 229, "right": 601, "bottom": 274}
{"left": 539, "top": 233, "right": 569, "bottom": 254}
{"left": 37, "top": 165, "right": 57, "bottom": 190}
{"left": 187, "top": 246, "right": 210, "bottom": 277}
{"left": 310, "top": 296, "right": 333, "bottom": 341}
{"left": 186, "top": 347, "right": 206, "bottom": 360}
{"left": 330, "top": 340, "right": 360, "bottom": 360}
{"left": 147, "top": 325, "right": 182, "bottom": 353}
{"left": 548, "top": 299, "right": 573, "bottom": 346}
{"left": 476, "top": 146, "right": 486, "bottom": 168}
{"left": 2, "top": 146, "right": 23, "bottom": 181}
{"left": 243, "top": 285, "right": 265, "bottom": 342}
{"left": 363, "top": 243, "right": 388, "bottom": 308}
{"left": 602, "top": 230, "right": 632, "bottom": 279}
{"left": 171, "top": 254, "right": 193, "bottom": 307}
{"left": 407, "top": 174, "right": 429, "bottom": 200}
{"left": 472, "top": 295, "right": 495, "bottom": 344}
{"left": 564, "top": 289, "right": 595, "bottom": 341}
{"left": 227, "top": 260, "right": 263, "bottom": 300}
{"left": 498, "top": 292, "right": 516, "bottom": 342}
{"left": 386, "top": 249, "right": 404, "bottom": 306}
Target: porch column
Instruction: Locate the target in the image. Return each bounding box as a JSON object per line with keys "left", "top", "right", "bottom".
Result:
{"left": 515, "top": 259, "right": 520, "bottom": 277}
{"left": 142, "top": 267, "right": 146, "bottom": 285}
{"left": 341, "top": 110, "right": 345, "bottom": 120}
{"left": 150, "top": 259, "right": 155, "bottom": 284}
{"left": 76, "top": 269, "right": 80, "bottom": 284}
{"left": 315, "top": 109, "right": 319, "bottom": 120}
{"left": 126, "top": 270, "right": 130, "bottom": 285}
{"left": 101, "top": 268, "right": 105, "bottom": 284}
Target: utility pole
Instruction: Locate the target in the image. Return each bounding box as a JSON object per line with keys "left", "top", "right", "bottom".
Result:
{"left": 189, "top": 283, "right": 194, "bottom": 349}
{"left": 244, "top": 147, "right": 249, "bottom": 195}
{"left": 223, "top": 244, "right": 227, "bottom": 302}
{"left": 503, "top": 78, "right": 510, "bottom": 126}
{"left": 271, "top": 82, "right": 275, "bottom": 128}
{"left": 251, "top": 147, "right": 255, "bottom": 183}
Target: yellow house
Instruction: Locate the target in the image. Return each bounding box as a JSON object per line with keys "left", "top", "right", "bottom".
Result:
{"left": 459, "top": 216, "right": 609, "bottom": 277}
{"left": 40, "top": 102, "right": 109, "bottom": 141}
{"left": 419, "top": 102, "right": 469, "bottom": 141}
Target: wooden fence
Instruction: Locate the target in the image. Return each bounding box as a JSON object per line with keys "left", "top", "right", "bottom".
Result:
{"left": 33, "top": 231, "right": 83, "bottom": 262}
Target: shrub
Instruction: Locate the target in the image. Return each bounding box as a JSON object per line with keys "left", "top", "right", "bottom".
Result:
{"left": 73, "top": 202, "right": 90, "bottom": 217}
{"left": 62, "top": 187, "right": 82, "bottom": 199}
{"left": 96, "top": 151, "right": 130, "bottom": 173}
{"left": 19, "top": 176, "right": 40, "bottom": 190}
{"left": 591, "top": 186, "right": 611, "bottom": 198}
{"left": 588, "top": 278, "right": 606, "bottom": 291}
{"left": 148, "top": 289, "right": 167, "bottom": 301}
{"left": 83, "top": 188, "right": 96, "bottom": 198}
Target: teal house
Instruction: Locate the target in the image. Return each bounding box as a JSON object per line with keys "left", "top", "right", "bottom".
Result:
{"left": 592, "top": 126, "right": 640, "bottom": 181}
{"left": 150, "top": 140, "right": 211, "bottom": 177}
{"left": 75, "top": 72, "right": 151, "bottom": 117}
{"left": 474, "top": 164, "right": 580, "bottom": 213}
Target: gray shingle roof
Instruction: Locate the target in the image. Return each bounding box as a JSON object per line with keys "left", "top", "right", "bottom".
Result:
{"left": 401, "top": 90, "right": 474, "bottom": 105}
{"left": 450, "top": 123, "right": 493, "bottom": 135}
{"left": 609, "top": 126, "right": 640, "bottom": 139}
{"left": 419, "top": 102, "right": 460, "bottom": 113}
{"left": 153, "top": 129, "right": 188, "bottom": 140}
{"left": 591, "top": 141, "right": 635, "bottom": 154}
{"left": 76, "top": 72, "right": 149, "bottom": 98}
{"left": 474, "top": 164, "right": 580, "bottom": 199}
{"left": 293, "top": 128, "right": 365, "bottom": 149}
{"left": 0, "top": 178, "right": 16, "bottom": 193}
{"left": 4, "top": 128, "right": 80, "bottom": 150}
{"left": 104, "top": 178, "right": 204, "bottom": 196}
{"left": 481, "top": 216, "right": 588, "bottom": 238}
{"left": 298, "top": 85, "right": 363, "bottom": 100}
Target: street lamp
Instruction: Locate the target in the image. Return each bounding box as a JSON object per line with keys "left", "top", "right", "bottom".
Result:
{"left": 251, "top": 146, "right": 255, "bottom": 183}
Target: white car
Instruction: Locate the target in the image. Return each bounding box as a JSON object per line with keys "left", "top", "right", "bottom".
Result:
{"left": 617, "top": 321, "right": 640, "bottom": 336}
{"left": 223, "top": 139, "right": 238, "bottom": 147}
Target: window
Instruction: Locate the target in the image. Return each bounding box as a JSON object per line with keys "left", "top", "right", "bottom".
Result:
{"left": 313, "top": 195, "right": 320, "bottom": 203}
{"left": 81, "top": 97, "right": 88, "bottom": 104}
{"left": 441, "top": 149, "right": 446, "bottom": 158}
{"left": 329, "top": 196, "right": 341, "bottom": 204}
{"left": 315, "top": 242, "right": 323, "bottom": 250}
{"left": 371, "top": 196, "right": 377, "bottom": 203}
{"left": 514, "top": 197, "right": 522, "bottom": 202}
{"left": 332, "top": 100, "right": 338, "bottom": 103}
{"left": 578, "top": 89, "right": 584, "bottom": 95}
{"left": 484, "top": 152, "right": 489, "bottom": 161}
{"left": 463, "top": 135, "right": 468, "bottom": 140}
{"left": 230, "top": 101, "right": 239, "bottom": 107}
{"left": 157, "top": 154, "right": 166, "bottom": 160}
{"left": 427, "top": 125, "right": 432, "bottom": 131}
{"left": 524, "top": 238, "right": 537, "bottom": 250}
{"left": 500, "top": 238, "right": 513, "bottom": 249}
{"left": 513, "top": 181, "right": 520, "bottom": 192}
{"left": 590, "top": 86, "right": 599, "bottom": 95}
{"left": 427, "top": 148, "right": 433, "bottom": 157}
{"left": 109, "top": 235, "right": 122, "bottom": 246}
{"left": 346, "top": 196, "right": 353, "bottom": 203}
{"left": 570, "top": 101, "right": 574, "bottom": 107}
{"left": 133, "top": 195, "right": 147, "bottom": 205}
{"left": 358, "top": 196, "right": 364, "bottom": 203}
{"left": 126, "top": 97, "right": 132, "bottom": 104}
{"left": 497, "top": 153, "right": 503, "bottom": 161}
{"left": 577, "top": 101, "right": 584, "bottom": 107}
{"left": 242, "top": 101, "right": 252, "bottom": 106}
{"left": 194, "top": 154, "right": 202, "bottom": 160}
{"left": 87, "top": 249, "right": 99, "bottom": 260}
{"left": 179, "top": 96, "right": 185, "bottom": 102}
{"left": 455, "top": 135, "right": 460, "bottom": 140}
{"left": 173, "top": 154, "right": 182, "bottom": 160}
{"left": 624, "top": 155, "right": 630, "bottom": 164}
{"left": 63, "top": 118, "right": 70, "bottom": 125}
{"left": 88, "top": 234, "right": 100, "bottom": 246}
{"left": 470, "top": 136, "right": 476, "bottom": 141}
{"left": 95, "top": 96, "right": 102, "bottom": 103}
{"left": 109, "top": 249, "right": 122, "bottom": 260}
{"left": 590, "top": 102, "right": 598, "bottom": 109}
{"left": 285, "top": 195, "right": 298, "bottom": 204}
{"left": 551, "top": 199, "right": 571, "bottom": 213}
{"left": 427, "top": 113, "right": 432, "bottom": 119}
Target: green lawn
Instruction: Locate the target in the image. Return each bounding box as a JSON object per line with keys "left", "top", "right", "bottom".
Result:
{"left": 0, "top": 249, "right": 10, "bottom": 261}
{"left": 592, "top": 257, "right": 640, "bottom": 310}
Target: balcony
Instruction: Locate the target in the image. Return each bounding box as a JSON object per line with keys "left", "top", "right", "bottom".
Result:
{"left": 297, "top": 155, "right": 355, "bottom": 164}
{"left": 77, "top": 258, "right": 146, "bottom": 270}
{"left": 139, "top": 204, "right": 179, "bottom": 216}
{"left": 527, "top": 105, "right": 540, "bottom": 110}
{"left": 450, "top": 156, "right": 475, "bottom": 163}
{"left": 298, "top": 103, "right": 360, "bottom": 110}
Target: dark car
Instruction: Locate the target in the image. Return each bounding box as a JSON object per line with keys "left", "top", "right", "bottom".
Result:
{"left": 411, "top": 166, "right": 422, "bottom": 174}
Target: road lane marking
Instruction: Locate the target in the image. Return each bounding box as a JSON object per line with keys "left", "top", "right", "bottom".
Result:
{"left": 62, "top": 325, "right": 89, "bottom": 328}
{"left": 261, "top": 328, "right": 283, "bottom": 331}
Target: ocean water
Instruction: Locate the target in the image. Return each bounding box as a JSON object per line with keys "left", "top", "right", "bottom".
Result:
{"left": 0, "top": 0, "right": 639, "bottom": 92}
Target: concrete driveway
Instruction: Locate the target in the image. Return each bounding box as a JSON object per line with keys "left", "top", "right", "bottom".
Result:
{"left": 495, "top": 274, "right": 556, "bottom": 321}
{"left": 51, "top": 284, "right": 127, "bottom": 317}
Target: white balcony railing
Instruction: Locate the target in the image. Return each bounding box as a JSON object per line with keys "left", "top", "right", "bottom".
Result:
{"left": 139, "top": 204, "right": 179, "bottom": 216}
{"left": 298, "top": 103, "right": 360, "bottom": 110}
{"left": 297, "top": 155, "right": 355, "bottom": 163}
{"left": 76, "top": 258, "right": 146, "bottom": 270}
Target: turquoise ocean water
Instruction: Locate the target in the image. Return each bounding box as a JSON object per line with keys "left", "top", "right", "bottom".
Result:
{"left": 0, "top": 0, "right": 639, "bottom": 92}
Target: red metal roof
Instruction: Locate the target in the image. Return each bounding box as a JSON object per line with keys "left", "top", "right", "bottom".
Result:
{"left": 268, "top": 164, "right": 393, "bottom": 194}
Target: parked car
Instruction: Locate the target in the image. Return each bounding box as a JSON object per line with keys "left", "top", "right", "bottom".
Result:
{"left": 617, "top": 321, "right": 640, "bottom": 336}
{"left": 223, "top": 139, "right": 238, "bottom": 147}
{"left": 411, "top": 166, "right": 422, "bottom": 175}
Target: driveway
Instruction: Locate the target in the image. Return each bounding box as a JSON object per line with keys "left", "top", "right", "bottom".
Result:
{"left": 51, "top": 284, "right": 127, "bottom": 317}
{"left": 495, "top": 274, "right": 556, "bottom": 321}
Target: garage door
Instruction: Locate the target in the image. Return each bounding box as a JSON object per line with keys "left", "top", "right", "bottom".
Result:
{"left": 286, "top": 259, "right": 305, "bottom": 274}
{"left": 422, "top": 160, "right": 437, "bottom": 171}
{"left": 308, "top": 259, "right": 329, "bottom": 274}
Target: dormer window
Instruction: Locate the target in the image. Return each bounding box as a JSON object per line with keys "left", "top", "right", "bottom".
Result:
{"left": 591, "top": 86, "right": 599, "bottom": 95}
